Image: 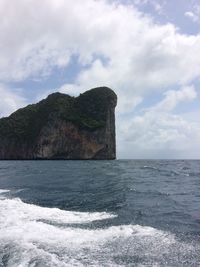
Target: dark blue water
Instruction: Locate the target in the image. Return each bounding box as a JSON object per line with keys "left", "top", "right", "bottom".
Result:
{"left": 0, "top": 160, "right": 200, "bottom": 266}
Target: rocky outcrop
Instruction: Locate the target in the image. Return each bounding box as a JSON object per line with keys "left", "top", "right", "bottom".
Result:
{"left": 0, "top": 87, "right": 117, "bottom": 159}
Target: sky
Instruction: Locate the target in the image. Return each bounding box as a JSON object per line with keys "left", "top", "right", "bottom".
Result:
{"left": 0, "top": 0, "right": 200, "bottom": 159}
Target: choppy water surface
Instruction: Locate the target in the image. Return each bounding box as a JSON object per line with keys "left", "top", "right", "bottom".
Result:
{"left": 0, "top": 160, "right": 200, "bottom": 266}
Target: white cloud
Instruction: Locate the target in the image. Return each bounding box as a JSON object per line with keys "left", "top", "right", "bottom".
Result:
{"left": 0, "top": 85, "right": 27, "bottom": 117}
{"left": 118, "top": 86, "right": 200, "bottom": 158}
{"left": 185, "top": 11, "right": 199, "bottom": 23}
{"left": 150, "top": 85, "right": 197, "bottom": 112}
{"left": 0, "top": 0, "right": 200, "bottom": 90}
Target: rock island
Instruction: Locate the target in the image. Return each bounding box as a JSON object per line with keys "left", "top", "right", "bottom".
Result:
{"left": 0, "top": 87, "right": 117, "bottom": 159}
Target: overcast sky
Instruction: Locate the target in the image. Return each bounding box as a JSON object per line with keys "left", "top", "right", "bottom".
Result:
{"left": 1, "top": 0, "right": 200, "bottom": 159}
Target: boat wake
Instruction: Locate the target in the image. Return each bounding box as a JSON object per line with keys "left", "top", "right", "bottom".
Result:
{"left": 0, "top": 190, "right": 199, "bottom": 267}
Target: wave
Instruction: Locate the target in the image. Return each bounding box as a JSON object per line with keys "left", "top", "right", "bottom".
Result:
{"left": 0, "top": 192, "right": 199, "bottom": 266}
{"left": 143, "top": 165, "right": 159, "bottom": 170}
{"left": 142, "top": 166, "right": 191, "bottom": 177}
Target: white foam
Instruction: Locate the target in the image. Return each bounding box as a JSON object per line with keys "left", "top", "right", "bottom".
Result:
{"left": 0, "top": 197, "right": 116, "bottom": 227}
{"left": 0, "top": 189, "right": 10, "bottom": 194}
{"left": 0, "top": 196, "right": 199, "bottom": 266}
{"left": 143, "top": 166, "right": 159, "bottom": 170}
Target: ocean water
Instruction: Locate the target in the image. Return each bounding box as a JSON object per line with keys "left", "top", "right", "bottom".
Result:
{"left": 0, "top": 160, "right": 200, "bottom": 267}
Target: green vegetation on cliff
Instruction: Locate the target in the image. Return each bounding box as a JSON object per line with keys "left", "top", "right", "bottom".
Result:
{"left": 0, "top": 87, "right": 116, "bottom": 143}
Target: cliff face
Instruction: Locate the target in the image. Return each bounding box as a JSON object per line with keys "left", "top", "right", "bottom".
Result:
{"left": 0, "top": 87, "right": 117, "bottom": 159}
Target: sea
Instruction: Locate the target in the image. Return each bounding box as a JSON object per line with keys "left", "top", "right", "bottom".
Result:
{"left": 0, "top": 160, "right": 200, "bottom": 267}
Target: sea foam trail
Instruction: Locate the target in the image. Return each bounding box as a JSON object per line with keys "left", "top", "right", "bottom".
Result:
{"left": 0, "top": 194, "right": 200, "bottom": 266}
{"left": 0, "top": 197, "right": 116, "bottom": 226}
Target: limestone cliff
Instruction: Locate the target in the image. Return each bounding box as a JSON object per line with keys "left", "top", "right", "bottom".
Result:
{"left": 0, "top": 87, "right": 117, "bottom": 159}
